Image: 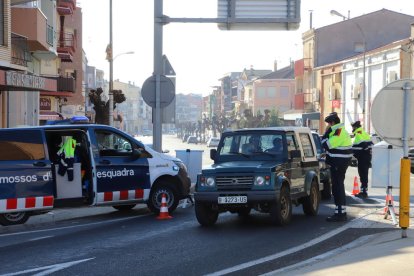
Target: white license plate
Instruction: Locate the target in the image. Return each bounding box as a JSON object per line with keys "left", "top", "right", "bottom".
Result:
{"left": 218, "top": 196, "right": 247, "bottom": 204}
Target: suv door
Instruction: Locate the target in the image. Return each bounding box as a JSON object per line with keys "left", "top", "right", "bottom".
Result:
{"left": 286, "top": 132, "right": 302, "bottom": 193}
{"left": 92, "top": 128, "right": 151, "bottom": 205}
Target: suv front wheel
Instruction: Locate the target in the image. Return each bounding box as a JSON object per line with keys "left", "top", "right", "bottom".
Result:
{"left": 195, "top": 202, "right": 218, "bottom": 226}
{"left": 269, "top": 185, "right": 292, "bottom": 226}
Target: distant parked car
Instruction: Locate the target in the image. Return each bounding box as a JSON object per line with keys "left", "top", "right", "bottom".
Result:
{"left": 182, "top": 134, "right": 189, "bottom": 143}
{"left": 187, "top": 136, "right": 198, "bottom": 144}
{"left": 142, "top": 130, "right": 152, "bottom": 136}
{"left": 207, "top": 137, "right": 220, "bottom": 148}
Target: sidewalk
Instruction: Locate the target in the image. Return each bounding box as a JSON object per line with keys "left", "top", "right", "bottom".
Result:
{"left": 272, "top": 206, "right": 414, "bottom": 275}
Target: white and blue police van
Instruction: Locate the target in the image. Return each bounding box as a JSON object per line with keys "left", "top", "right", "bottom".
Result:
{"left": 0, "top": 119, "right": 191, "bottom": 225}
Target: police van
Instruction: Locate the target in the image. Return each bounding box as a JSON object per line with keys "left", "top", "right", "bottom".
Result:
{"left": 0, "top": 121, "right": 191, "bottom": 226}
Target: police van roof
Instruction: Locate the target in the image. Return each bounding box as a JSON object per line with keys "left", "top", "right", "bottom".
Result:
{"left": 45, "top": 116, "right": 90, "bottom": 125}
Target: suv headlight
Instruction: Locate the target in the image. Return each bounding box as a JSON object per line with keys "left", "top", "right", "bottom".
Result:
{"left": 254, "top": 175, "right": 270, "bottom": 186}
{"left": 200, "top": 176, "right": 215, "bottom": 187}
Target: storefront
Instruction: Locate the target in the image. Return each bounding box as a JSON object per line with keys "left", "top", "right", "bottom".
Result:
{"left": 0, "top": 70, "right": 57, "bottom": 128}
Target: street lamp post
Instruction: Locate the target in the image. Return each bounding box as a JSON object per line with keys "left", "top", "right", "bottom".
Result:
{"left": 108, "top": 0, "right": 135, "bottom": 126}
{"left": 331, "top": 10, "right": 366, "bottom": 129}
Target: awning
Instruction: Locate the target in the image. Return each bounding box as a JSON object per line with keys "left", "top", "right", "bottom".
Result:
{"left": 39, "top": 111, "right": 64, "bottom": 121}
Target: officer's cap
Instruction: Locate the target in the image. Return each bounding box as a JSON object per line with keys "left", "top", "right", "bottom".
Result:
{"left": 324, "top": 112, "right": 339, "bottom": 123}
{"left": 351, "top": 121, "right": 361, "bottom": 128}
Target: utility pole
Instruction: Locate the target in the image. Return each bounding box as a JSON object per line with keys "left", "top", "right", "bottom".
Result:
{"left": 108, "top": 0, "right": 114, "bottom": 126}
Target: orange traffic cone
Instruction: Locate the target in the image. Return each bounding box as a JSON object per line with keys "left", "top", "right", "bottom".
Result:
{"left": 383, "top": 193, "right": 395, "bottom": 214}
{"left": 157, "top": 193, "right": 172, "bottom": 220}
{"left": 352, "top": 176, "right": 360, "bottom": 195}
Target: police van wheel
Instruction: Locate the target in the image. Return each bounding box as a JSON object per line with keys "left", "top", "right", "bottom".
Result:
{"left": 269, "top": 185, "right": 292, "bottom": 226}
{"left": 0, "top": 212, "right": 30, "bottom": 226}
{"left": 195, "top": 202, "right": 218, "bottom": 226}
{"left": 112, "top": 204, "right": 136, "bottom": 211}
{"left": 302, "top": 180, "right": 320, "bottom": 216}
{"left": 147, "top": 183, "right": 179, "bottom": 214}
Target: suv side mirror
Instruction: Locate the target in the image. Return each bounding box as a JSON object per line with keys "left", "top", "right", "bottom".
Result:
{"left": 210, "top": 149, "right": 217, "bottom": 160}
{"left": 290, "top": 149, "right": 301, "bottom": 159}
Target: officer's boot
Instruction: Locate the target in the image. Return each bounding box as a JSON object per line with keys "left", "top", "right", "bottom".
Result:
{"left": 356, "top": 188, "right": 368, "bottom": 199}
{"left": 326, "top": 206, "right": 347, "bottom": 222}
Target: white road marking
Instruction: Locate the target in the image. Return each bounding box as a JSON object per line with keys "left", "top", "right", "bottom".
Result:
{"left": 0, "top": 258, "right": 94, "bottom": 276}
{"left": 28, "top": 235, "right": 54, "bottom": 242}
{"left": 206, "top": 210, "right": 381, "bottom": 276}
{"left": 260, "top": 235, "right": 374, "bottom": 276}
{"left": 0, "top": 215, "right": 150, "bottom": 238}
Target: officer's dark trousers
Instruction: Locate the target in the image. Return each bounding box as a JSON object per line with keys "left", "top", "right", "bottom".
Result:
{"left": 330, "top": 159, "right": 350, "bottom": 208}
{"left": 356, "top": 153, "right": 371, "bottom": 190}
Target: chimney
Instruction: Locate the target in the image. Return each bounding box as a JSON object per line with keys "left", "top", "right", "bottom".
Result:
{"left": 274, "top": 60, "right": 278, "bottom": 71}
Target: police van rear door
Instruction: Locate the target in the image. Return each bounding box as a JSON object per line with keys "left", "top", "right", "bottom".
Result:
{"left": 0, "top": 129, "right": 54, "bottom": 214}
{"left": 91, "top": 127, "right": 151, "bottom": 206}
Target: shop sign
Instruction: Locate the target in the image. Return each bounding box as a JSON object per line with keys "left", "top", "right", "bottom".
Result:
{"left": 40, "top": 97, "right": 52, "bottom": 111}
{"left": 332, "top": 100, "right": 341, "bottom": 108}
{"left": 6, "top": 71, "right": 46, "bottom": 90}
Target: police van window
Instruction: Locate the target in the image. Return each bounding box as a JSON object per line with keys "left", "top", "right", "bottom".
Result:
{"left": 95, "top": 130, "right": 133, "bottom": 157}
{"left": 299, "top": 133, "right": 315, "bottom": 158}
{"left": 0, "top": 130, "right": 45, "bottom": 161}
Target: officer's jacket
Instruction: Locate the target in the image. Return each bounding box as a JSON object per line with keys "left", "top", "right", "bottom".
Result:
{"left": 57, "top": 136, "right": 76, "bottom": 159}
{"left": 321, "top": 123, "right": 353, "bottom": 160}
{"left": 352, "top": 127, "right": 373, "bottom": 158}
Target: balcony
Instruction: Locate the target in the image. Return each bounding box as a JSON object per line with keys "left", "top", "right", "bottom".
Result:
{"left": 11, "top": 33, "right": 31, "bottom": 67}
{"left": 57, "top": 76, "right": 75, "bottom": 92}
{"left": 57, "top": 0, "right": 76, "bottom": 15}
{"left": 11, "top": 7, "right": 49, "bottom": 52}
{"left": 57, "top": 32, "right": 76, "bottom": 62}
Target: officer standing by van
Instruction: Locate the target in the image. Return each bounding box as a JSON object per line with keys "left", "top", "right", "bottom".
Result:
{"left": 351, "top": 121, "right": 373, "bottom": 198}
{"left": 321, "top": 112, "right": 353, "bottom": 222}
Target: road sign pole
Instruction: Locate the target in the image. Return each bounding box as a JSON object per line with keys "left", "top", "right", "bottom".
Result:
{"left": 399, "top": 81, "right": 412, "bottom": 237}
{"left": 153, "top": 0, "right": 163, "bottom": 152}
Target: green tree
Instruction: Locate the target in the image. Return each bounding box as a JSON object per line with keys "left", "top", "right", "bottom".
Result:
{"left": 269, "top": 108, "right": 281, "bottom": 127}
{"left": 89, "top": 87, "right": 126, "bottom": 125}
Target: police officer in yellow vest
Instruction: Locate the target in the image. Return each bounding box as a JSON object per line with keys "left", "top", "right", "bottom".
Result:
{"left": 351, "top": 121, "right": 373, "bottom": 198}
{"left": 321, "top": 112, "right": 353, "bottom": 222}
{"left": 57, "top": 136, "right": 77, "bottom": 181}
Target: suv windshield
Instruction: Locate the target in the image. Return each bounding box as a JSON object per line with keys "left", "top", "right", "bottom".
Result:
{"left": 217, "top": 131, "right": 287, "bottom": 162}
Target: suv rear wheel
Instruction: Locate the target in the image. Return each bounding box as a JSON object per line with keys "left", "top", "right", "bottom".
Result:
{"left": 269, "top": 185, "right": 292, "bottom": 226}
{"left": 302, "top": 180, "right": 320, "bottom": 216}
{"left": 195, "top": 202, "right": 218, "bottom": 226}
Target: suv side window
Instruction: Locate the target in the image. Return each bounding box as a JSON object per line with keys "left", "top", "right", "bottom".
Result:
{"left": 0, "top": 130, "right": 45, "bottom": 160}
{"left": 300, "top": 133, "right": 315, "bottom": 158}
{"left": 95, "top": 130, "right": 133, "bottom": 157}
{"left": 286, "top": 133, "right": 299, "bottom": 158}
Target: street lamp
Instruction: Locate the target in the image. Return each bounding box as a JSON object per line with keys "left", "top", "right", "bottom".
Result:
{"left": 108, "top": 0, "right": 135, "bottom": 126}
{"left": 331, "top": 10, "right": 366, "bottom": 129}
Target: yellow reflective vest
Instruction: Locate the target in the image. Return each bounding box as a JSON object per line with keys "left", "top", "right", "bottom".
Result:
{"left": 58, "top": 136, "right": 76, "bottom": 158}
{"left": 322, "top": 123, "right": 353, "bottom": 159}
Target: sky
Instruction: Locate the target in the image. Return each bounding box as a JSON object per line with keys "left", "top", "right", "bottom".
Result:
{"left": 79, "top": 0, "right": 414, "bottom": 96}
